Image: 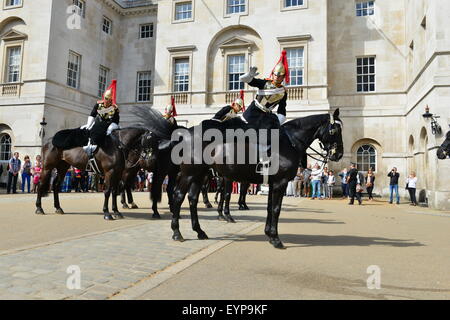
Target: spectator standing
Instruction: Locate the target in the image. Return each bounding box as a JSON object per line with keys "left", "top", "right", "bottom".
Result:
{"left": 310, "top": 163, "right": 323, "bottom": 200}
{"left": 326, "top": 170, "right": 335, "bottom": 199}
{"left": 302, "top": 165, "right": 312, "bottom": 197}
{"left": 347, "top": 163, "right": 362, "bottom": 205}
{"left": 293, "top": 167, "right": 304, "bottom": 197}
{"left": 321, "top": 167, "right": 329, "bottom": 199}
{"left": 146, "top": 171, "right": 153, "bottom": 191}
{"left": 388, "top": 167, "right": 400, "bottom": 204}
{"left": 406, "top": 172, "right": 418, "bottom": 206}
{"left": 21, "top": 155, "right": 32, "bottom": 193}
{"left": 138, "top": 169, "right": 146, "bottom": 192}
{"left": 62, "top": 168, "right": 73, "bottom": 193}
{"left": 73, "top": 168, "right": 82, "bottom": 192}
{"left": 32, "top": 160, "right": 42, "bottom": 193}
{"left": 365, "top": 168, "right": 376, "bottom": 201}
{"left": 162, "top": 175, "right": 168, "bottom": 192}
{"left": 286, "top": 179, "right": 295, "bottom": 197}
{"left": 7, "top": 152, "right": 21, "bottom": 194}
{"left": 339, "top": 168, "right": 349, "bottom": 199}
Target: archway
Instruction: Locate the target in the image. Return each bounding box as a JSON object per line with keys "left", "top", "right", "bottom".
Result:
{"left": 205, "top": 25, "right": 263, "bottom": 106}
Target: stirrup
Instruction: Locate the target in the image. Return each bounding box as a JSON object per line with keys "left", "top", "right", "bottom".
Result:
{"left": 86, "top": 158, "right": 101, "bottom": 174}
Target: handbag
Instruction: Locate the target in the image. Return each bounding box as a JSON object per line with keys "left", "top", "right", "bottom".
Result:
{"left": 356, "top": 184, "right": 363, "bottom": 193}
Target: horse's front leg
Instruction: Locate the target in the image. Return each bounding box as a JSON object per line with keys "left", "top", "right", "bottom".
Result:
{"left": 238, "top": 182, "right": 250, "bottom": 210}
{"left": 268, "top": 183, "right": 287, "bottom": 249}
{"left": 111, "top": 174, "right": 123, "bottom": 219}
{"left": 35, "top": 167, "right": 53, "bottom": 215}
{"left": 171, "top": 174, "right": 192, "bottom": 242}
{"left": 201, "top": 175, "right": 213, "bottom": 208}
{"left": 265, "top": 183, "right": 273, "bottom": 237}
{"left": 188, "top": 179, "right": 208, "bottom": 240}
{"left": 223, "top": 179, "right": 236, "bottom": 223}
{"left": 103, "top": 171, "right": 114, "bottom": 220}
{"left": 54, "top": 164, "right": 70, "bottom": 214}
{"left": 127, "top": 186, "right": 138, "bottom": 209}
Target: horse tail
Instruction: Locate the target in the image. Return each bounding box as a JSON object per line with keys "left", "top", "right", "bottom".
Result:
{"left": 134, "top": 106, "right": 174, "bottom": 140}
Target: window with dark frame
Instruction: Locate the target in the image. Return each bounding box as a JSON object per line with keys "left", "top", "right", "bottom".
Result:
{"left": 356, "top": 1, "right": 374, "bottom": 16}
{"left": 285, "top": 47, "right": 304, "bottom": 86}
{"left": 175, "top": 2, "right": 192, "bottom": 21}
{"left": 140, "top": 24, "right": 153, "bottom": 38}
{"left": 173, "top": 58, "right": 189, "bottom": 92}
{"left": 284, "top": 0, "right": 304, "bottom": 8}
{"left": 0, "top": 134, "right": 12, "bottom": 161}
{"left": 67, "top": 51, "right": 81, "bottom": 89}
{"left": 6, "top": 46, "right": 21, "bottom": 83}
{"left": 227, "top": 54, "right": 245, "bottom": 91}
{"left": 356, "top": 57, "right": 375, "bottom": 92}
{"left": 98, "top": 66, "right": 109, "bottom": 98}
{"left": 356, "top": 145, "right": 377, "bottom": 172}
{"left": 72, "top": 0, "right": 85, "bottom": 18}
{"left": 137, "top": 71, "right": 151, "bottom": 102}
{"left": 227, "top": 0, "right": 245, "bottom": 14}
{"left": 102, "top": 17, "right": 112, "bottom": 35}
{"left": 5, "top": 0, "right": 21, "bottom": 7}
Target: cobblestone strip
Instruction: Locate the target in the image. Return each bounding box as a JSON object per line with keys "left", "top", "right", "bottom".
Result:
{"left": 0, "top": 212, "right": 264, "bottom": 300}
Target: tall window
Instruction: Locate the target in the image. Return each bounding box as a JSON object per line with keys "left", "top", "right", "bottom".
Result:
{"left": 286, "top": 48, "right": 304, "bottom": 86}
{"left": 102, "top": 17, "right": 112, "bottom": 35}
{"left": 173, "top": 59, "right": 189, "bottom": 92}
{"left": 67, "top": 51, "right": 81, "bottom": 89}
{"left": 175, "top": 2, "right": 192, "bottom": 21}
{"left": 285, "top": 0, "right": 304, "bottom": 8}
{"left": 357, "top": 145, "right": 376, "bottom": 172}
{"left": 140, "top": 24, "right": 153, "bottom": 38}
{"left": 98, "top": 66, "right": 109, "bottom": 98}
{"left": 0, "top": 134, "right": 12, "bottom": 161}
{"left": 227, "top": 55, "right": 245, "bottom": 91}
{"left": 6, "top": 46, "right": 21, "bottom": 83}
{"left": 137, "top": 71, "right": 151, "bottom": 102}
{"left": 356, "top": 1, "right": 374, "bottom": 16}
{"left": 227, "top": 0, "right": 245, "bottom": 14}
{"left": 356, "top": 57, "right": 375, "bottom": 92}
{"left": 72, "top": 0, "right": 85, "bottom": 17}
{"left": 5, "top": 0, "right": 21, "bottom": 7}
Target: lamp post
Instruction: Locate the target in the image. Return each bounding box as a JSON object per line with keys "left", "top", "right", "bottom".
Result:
{"left": 39, "top": 117, "right": 47, "bottom": 139}
{"left": 422, "top": 105, "right": 442, "bottom": 135}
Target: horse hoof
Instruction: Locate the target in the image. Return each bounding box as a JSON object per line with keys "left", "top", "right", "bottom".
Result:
{"left": 205, "top": 202, "right": 213, "bottom": 209}
{"left": 152, "top": 213, "right": 161, "bottom": 219}
{"left": 197, "top": 231, "right": 209, "bottom": 240}
{"left": 172, "top": 234, "right": 185, "bottom": 242}
{"left": 35, "top": 208, "right": 45, "bottom": 215}
{"left": 55, "top": 208, "right": 65, "bottom": 215}
{"left": 114, "top": 212, "right": 124, "bottom": 219}
{"left": 226, "top": 217, "right": 236, "bottom": 223}
{"left": 104, "top": 214, "right": 114, "bottom": 221}
{"left": 122, "top": 204, "right": 129, "bottom": 209}
{"left": 270, "top": 239, "right": 286, "bottom": 249}
{"left": 131, "top": 203, "right": 139, "bottom": 209}
{"left": 244, "top": 205, "right": 250, "bottom": 210}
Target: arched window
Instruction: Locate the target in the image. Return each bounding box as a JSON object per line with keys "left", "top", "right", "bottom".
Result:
{"left": 0, "top": 134, "right": 12, "bottom": 161}
{"left": 356, "top": 144, "right": 376, "bottom": 172}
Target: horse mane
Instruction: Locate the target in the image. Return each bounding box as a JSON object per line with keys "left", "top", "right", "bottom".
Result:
{"left": 283, "top": 113, "right": 337, "bottom": 130}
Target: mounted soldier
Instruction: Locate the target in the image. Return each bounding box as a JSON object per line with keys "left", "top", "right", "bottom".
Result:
{"left": 163, "top": 96, "right": 178, "bottom": 127}
{"left": 240, "top": 50, "right": 289, "bottom": 129}
{"left": 212, "top": 90, "right": 245, "bottom": 122}
{"left": 82, "top": 79, "right": 120, "bottom": 157}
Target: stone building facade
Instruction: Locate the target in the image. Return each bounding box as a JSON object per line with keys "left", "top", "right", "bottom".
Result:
{"left": 0, "top": 0, "right": 449, "bottom": 209}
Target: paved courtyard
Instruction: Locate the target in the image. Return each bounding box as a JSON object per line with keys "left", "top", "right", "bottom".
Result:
{"left": 0, "top": 191, "right": 449, "bottom": 300}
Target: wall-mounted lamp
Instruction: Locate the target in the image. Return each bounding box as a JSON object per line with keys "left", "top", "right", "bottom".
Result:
{"left": 39, "top": 117, "right": 47, "bottom": 139}
{"left": 422, "top": 105, "right": 442, "bottom": 135}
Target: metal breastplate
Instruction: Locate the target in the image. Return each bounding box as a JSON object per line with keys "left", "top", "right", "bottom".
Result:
{"left": 255, "top": 81, "right": 286, "bottom": 110}
{"left": 97, "top": 103, "right": 117, "bottom": 120}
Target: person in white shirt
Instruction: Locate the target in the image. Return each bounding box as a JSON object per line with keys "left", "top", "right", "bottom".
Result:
{"left": 310, "top": 163, "right": 323, "bottom": 200}
{"left": 406, "top": 171, "right": 418, "bottom": 206}
{"left": 326, "top": 170, "right": 336, "bottom": 199}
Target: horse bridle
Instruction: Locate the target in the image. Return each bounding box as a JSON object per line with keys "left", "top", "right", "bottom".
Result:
{"left": 306, "top": 115, "right": 342, "bottom": 168}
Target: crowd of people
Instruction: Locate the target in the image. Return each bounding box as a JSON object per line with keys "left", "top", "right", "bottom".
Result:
{"left": 2, "top": 152, "right": 420, "bottom": 206}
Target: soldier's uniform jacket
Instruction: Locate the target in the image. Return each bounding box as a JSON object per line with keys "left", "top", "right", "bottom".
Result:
{"left": 213, "top": 105, "right": 239, "bottom": 122}
{"left": 90, "top": 102, "right": 120, "bottom": 124}
{"left": 166, "top": 116, "right": 178, "bottom": 127}
{"left": 248, "top": 78, "right": 287, "bottom": 115}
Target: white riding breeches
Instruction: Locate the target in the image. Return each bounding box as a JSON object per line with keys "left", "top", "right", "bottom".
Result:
{"left": 106, "top": 123, "right": 120, "bottom": 135}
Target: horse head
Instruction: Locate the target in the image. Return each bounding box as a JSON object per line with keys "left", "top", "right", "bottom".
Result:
{"left": 437, "top": 130, "right": 450, "bottom": 159}
{"left": 315, "top": 108, "right": 344, "bottom": 162}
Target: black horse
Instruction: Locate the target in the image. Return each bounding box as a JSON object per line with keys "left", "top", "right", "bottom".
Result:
{"left": 166, "top": 109, "right": 344, "bottom": 249}
{"left": 437, "top": 130, "right": 450, "bottom": 159}
{"left": 36, "top": 127, "right": 152, "bottom": 220}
